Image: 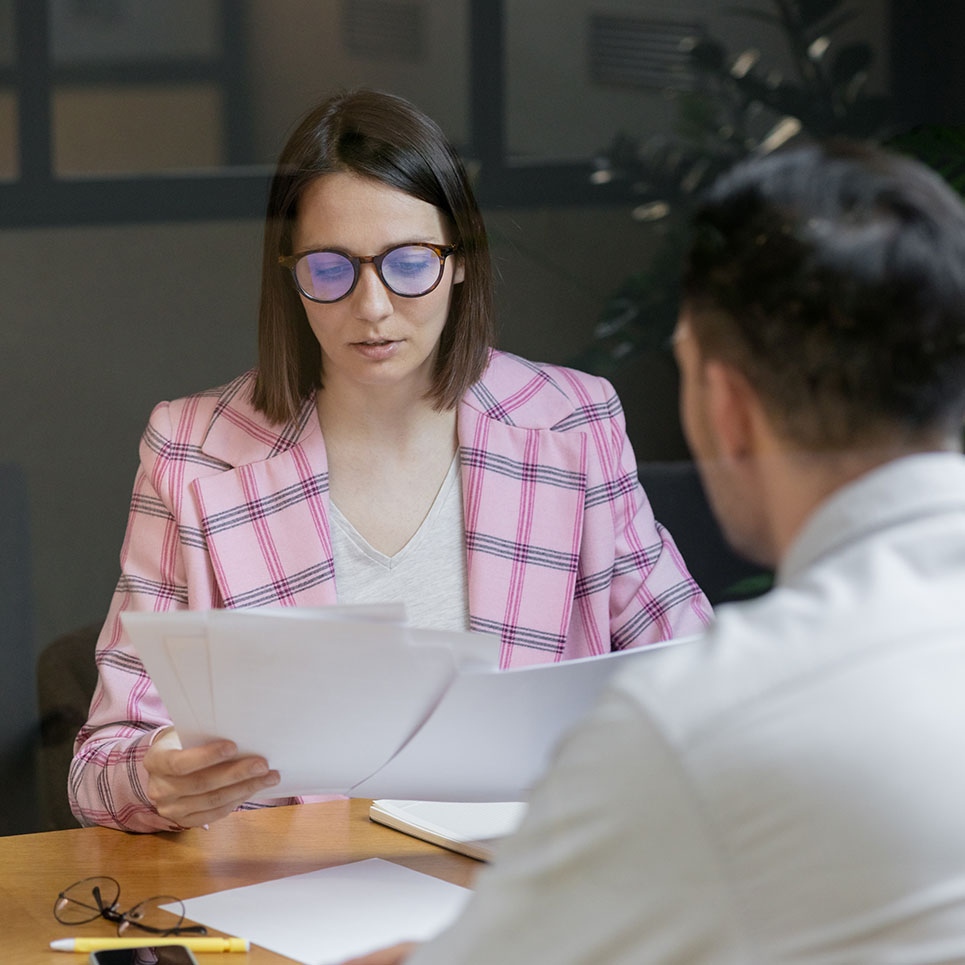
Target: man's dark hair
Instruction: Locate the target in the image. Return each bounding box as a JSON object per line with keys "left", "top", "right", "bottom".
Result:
{"left": 252, "top": 88, "right": 494, "bottom": 424}
{"left": 682, "top": 140, "right": 965, "bottom": 448}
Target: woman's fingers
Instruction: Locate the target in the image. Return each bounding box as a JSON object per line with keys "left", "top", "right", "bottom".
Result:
{"left": 159, "top": 740, "right": 239, "bottom": 776}
{"left": 144, "top": 734, "right": 280, "bottom": 827}
{"left": 158, "top": 769, "right": 282, "bottom": 827}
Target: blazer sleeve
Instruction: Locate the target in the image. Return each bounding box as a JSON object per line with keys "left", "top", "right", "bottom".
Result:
{"left": 67, "top": 401, "right": 315, "bottom": 832}
{"left": 590, "top": 375, "right": 712, "bottom": 648}
{"left": 67, "top": 402, "right": 206, "bottom": 831}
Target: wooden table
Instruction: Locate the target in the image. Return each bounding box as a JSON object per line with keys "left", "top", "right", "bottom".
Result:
{"left": 1, "top": 800, "right": 479, "bottom": 964}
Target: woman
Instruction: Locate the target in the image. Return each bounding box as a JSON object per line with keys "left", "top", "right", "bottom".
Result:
{"left": 70, "top": 89, "right": 711, "bottom": 833}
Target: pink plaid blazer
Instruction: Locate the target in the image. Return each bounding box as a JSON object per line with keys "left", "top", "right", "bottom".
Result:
{"left": 70, "top": 351, "right": 710, "bottom": 831}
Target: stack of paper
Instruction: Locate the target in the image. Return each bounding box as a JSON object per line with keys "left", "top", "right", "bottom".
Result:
{"left": 123, "top": 606, "right": 685, "bottom": 801}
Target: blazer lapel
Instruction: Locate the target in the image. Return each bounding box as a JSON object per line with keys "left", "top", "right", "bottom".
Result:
{"left": 458, "top": 403, "right": 587, "bottom": 668}
{"left": 189, "top": 358, "right": 589, "bottom": 640}
{"left": 193, "top": 398, "right": 338, "bottom": 609}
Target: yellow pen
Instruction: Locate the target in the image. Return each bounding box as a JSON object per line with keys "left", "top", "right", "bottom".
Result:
{"left": 50, "top": 937, "right": 249, "bottom": 953}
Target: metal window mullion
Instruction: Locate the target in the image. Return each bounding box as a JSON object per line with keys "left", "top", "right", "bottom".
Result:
{"left": 469, "top": 0, "right": 505, "bottom": 174}
{"left": 15, "top": 0, "right": 52, "bottom": 185}
{"left": 218, "top": 0, "right": 254, "bottom": 168}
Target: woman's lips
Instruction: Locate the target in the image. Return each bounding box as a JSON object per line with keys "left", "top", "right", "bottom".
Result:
{"left": 351, "top": 338, "right": 400, "bottom": 360}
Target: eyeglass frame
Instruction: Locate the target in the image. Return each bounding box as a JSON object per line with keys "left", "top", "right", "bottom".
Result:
{"left": 53, "top": 875, "right": 207, "bottom": 937}
{"left": 278, "top": 242, "right": 459, "bottom": 303}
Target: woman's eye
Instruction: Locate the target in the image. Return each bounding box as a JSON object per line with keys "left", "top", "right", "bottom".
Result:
{"left": 393, "top": 258, "right": 429, "bottom": 274}
{"left": 314, "top": 263, "right": 351, "bottom": 279}
{"left": 386, "top": 248, "right": 433, "bottom": 274}
{"left": 308, "top": 257, "right": 352, "bottom": 279}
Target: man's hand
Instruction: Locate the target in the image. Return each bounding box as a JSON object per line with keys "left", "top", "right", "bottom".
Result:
{"left": 341, "top": 942, "right": 419, "bottom": 964}
{"left": 143, "top": 727, "right": 280, "bottom": 828}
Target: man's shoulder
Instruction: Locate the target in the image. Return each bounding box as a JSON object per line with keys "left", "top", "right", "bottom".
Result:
{"left": 615, "top": 590, "right": 825, "bottom": 727}
{"left": 604, "top": 599, "right": 786, "bottom": 745}
{"left": 613, "top": 556, "right": 965, "bottom": 751}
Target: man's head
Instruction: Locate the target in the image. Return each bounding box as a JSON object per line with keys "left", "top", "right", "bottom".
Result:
{"left": 675, "top": 141, "right": 965, "bottom": 564}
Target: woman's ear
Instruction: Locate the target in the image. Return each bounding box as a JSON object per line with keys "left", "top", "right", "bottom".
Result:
{"left": 453, "top": 254, "right": 466, "bottom": 285}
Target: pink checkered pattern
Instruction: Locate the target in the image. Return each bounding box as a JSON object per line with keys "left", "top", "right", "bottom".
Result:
{"left": 70, "top": 351, "right": 710, "bottom": 831}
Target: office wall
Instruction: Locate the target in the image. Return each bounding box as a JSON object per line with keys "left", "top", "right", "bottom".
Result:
{"left": 0, "top": 219, "right": 262, "bottom": 653}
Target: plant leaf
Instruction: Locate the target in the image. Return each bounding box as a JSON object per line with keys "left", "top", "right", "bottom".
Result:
{"left": 723, "top": 572, "right": 775, "bottom": 599}
{"left": 723, "top": 5, "right": 782, "bottom": 27}
{"left": 690, "top": 38, "right": 728, "bottom": 72}
{"left": 837, "top": 94, "right": 893, "bottom": 138}
{"left": 731, "top": 73, "right": 817, "bottom": 123}
{"left": 829, "top": 42, "right": 873, "bottom": 88}
{"left": 818, "top": 9, "right": 860, "bottom": 36}
{"left": 795, "top": 0, "right": 848, "bottom": 30}
{"left": 887, "top": 125, "right": 965, "bottom": 198}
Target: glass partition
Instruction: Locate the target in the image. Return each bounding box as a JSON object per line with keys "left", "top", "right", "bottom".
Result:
{"left": 0, "top": 0, "right": 15, "bottom": 179}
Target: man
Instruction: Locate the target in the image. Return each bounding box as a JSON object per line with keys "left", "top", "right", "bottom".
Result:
{"left": 355, "top": 141, "right": 965, "bottom": 963}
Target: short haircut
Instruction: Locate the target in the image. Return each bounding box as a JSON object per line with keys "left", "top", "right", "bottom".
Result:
{"left": 252, "top": 89, "right": 495, "bottom": 423}
{"left": 682, "top": 140, "right": 965, "bottom": 448}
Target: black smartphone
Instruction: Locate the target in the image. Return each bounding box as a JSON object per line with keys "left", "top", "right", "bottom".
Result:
{"left": 89, "top": 947, "right": 199, "bottom": 965}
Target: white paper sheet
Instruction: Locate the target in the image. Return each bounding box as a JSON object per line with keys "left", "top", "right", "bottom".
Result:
{"left": 172, "top": 859, "right": 470, "bottom": 964}
{"left": 244, "top": 603, "right": 408, "bottom": 624}
{"left": 205, "top": 614, "right": 459, "bottom": 796}
{"left": 164, "top": 634, "right": 216, "bottom": 745}
{"left": 123, "top": 607, "right": 691, "bottom": 802}
{"left": 351, "top": 645, "right": 668, "bottom": 801}
{"left": 125, "top": 611, "right": 215, "bottom": 747}
{"left": 122, "top": 607, "right": 505, "bottom": 797}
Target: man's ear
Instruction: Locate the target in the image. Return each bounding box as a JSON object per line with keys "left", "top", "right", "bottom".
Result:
{"left": 703, "top": 359, "right": 759, "bottom": 465}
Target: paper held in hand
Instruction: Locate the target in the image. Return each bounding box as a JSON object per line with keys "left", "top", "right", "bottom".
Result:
{"left": 122, "top": 604, "right": 684, "bottom": 801}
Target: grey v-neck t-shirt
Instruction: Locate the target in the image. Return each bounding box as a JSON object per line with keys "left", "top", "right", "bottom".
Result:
{"left": 328, "top": 455, "right": 470, "bottom": 632}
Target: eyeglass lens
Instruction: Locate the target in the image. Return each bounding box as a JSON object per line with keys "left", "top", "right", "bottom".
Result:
{"left": 54, "top": 876, "right": 196, "bottom": 936}
{"left": 295, "top": 244, "right": 446, "bottom": 302}
{"left": 118, "top": 895, "right": 190, "bottom": 936}
{"left": 54, "top": 876, "right": 121, "bottom": 924}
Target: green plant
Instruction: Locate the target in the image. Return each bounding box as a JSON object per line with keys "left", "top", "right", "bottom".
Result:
{"left": 885, "top": 123, "right": 965, "bottom": 454}
{"left": 572, "top": 0, "right": 894, "bottom": 376}
{"left": 887, "top": 124, "right": 965, "bottom": 198}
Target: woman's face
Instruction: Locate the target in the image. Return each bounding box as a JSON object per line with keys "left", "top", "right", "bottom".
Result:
{"left": 291, "top": 172, "right": 464, "bottom": 398}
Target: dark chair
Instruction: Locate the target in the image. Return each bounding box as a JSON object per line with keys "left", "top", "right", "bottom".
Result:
{"left": 638, "top": 460, "right": 771, "bottom": 607}
{"left": 36, "top": 624, "right": 101, "bottom": 830}
{"left": 0, "top": 462, "right": 40, "bottom": 835}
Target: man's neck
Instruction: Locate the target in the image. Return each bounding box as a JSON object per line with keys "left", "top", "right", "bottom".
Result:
{"left": 767, "top": 436, "right": 959, "bottom": 564}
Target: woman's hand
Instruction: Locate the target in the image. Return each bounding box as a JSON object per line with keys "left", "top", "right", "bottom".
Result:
{"left": 341, "top": 942, "right": 419, "bottom": 964}
{"left": 143, "top": 727, "right": 280, "bottom": 828}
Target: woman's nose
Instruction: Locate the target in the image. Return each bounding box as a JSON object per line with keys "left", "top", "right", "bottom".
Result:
{"left": 351, "top": 262, "right": 393, "bottom": 320}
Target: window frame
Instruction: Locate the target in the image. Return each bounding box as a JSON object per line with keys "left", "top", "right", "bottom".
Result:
{"left": 0, "top": 0, "right": 630, "bottom": 228}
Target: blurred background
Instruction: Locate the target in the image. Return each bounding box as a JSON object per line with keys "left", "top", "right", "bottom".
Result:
{"left": 2, "top": 0, "right": 963, "bottom": 832}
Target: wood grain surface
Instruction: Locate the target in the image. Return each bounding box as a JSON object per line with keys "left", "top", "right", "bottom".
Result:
{"left": 1, "top": 799, "right": 479, "bottom": 964}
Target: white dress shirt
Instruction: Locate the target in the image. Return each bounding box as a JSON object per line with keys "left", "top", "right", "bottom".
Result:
{"left": 410, "top": 452, "right": 965, "bottom": 964}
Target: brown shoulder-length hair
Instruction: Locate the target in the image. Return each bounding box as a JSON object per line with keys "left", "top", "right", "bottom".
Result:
{"left": 251, "top": 88, "right": 495, "bottom": 424}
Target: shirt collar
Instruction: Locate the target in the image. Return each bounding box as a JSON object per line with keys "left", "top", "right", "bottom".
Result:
{"left": 779, "top": 451, "right": 965, "bottom": 584}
